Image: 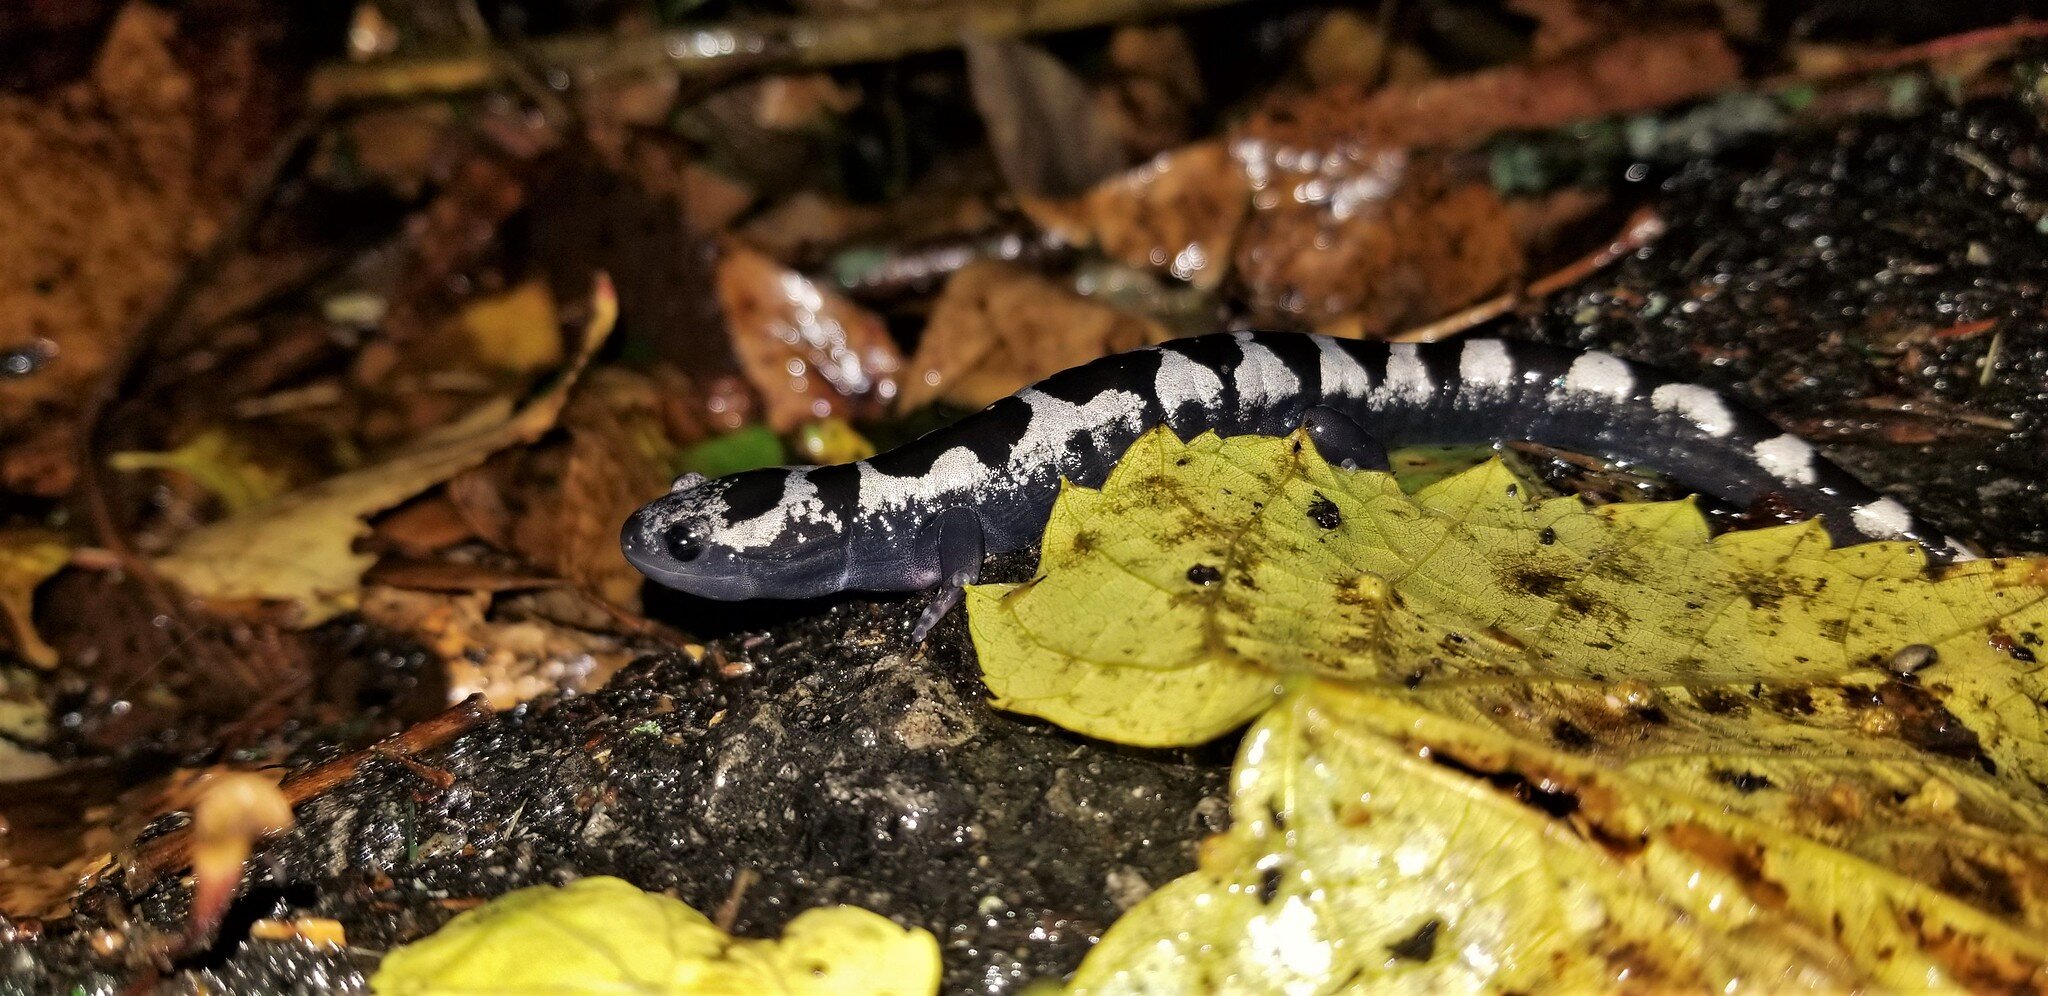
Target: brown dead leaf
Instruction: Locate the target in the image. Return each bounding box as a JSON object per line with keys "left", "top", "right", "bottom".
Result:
{"left": 362, "top": 558, "right": 563, "bottom": 595}
{"left": 371, "top": 494, "right": 479, "bottom": 558}
{"left": 1509, "top": 0, "right": 1613, "bottom": 59}
{"left": 510, "top": 368, "right": 677, "bottom": 610}
{"left": 1297, "top": 9, "right": 1438, "bottom": 89}
{"left": 329, "top": 105, "right": 454, "bottom": 198}
{"left": 1233, "top": 157, "right": 1525, "bottom": 336}
{"left": 446, "top": 465, "right": 517, "bottom": 549}
{"left": 900, "top": 262, "right": 1169, "bottom": 411}
{"left": 372, "top": 151, "right": 531, "bottom": 352}
{"left": 1243, "top": 28, "right": 1740, "bottom": 153}
{"left": 716, "top": 244, "right": 903, "bottom": 431}
{"left": 965, "top": 35, "right": 1126, "bottom": 199}
{"left": 0, "top": 5, "right": 218, "bottom": 495}
{"left": 1023, "top": 140, "right": 1249, "bottom": 293}
{"left": 623, "top": 136, "right": 756, "bottom": 235}
{"left": 0, "top": 762, "right": 163, "bottom": 919}
{"left": 151, "top": 280, "right": 615, "bottom": 625}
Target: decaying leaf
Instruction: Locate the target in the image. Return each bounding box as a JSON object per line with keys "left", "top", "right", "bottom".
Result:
{"left": 0, "top": 530, "right": 70, "bottom": 669}
{"left": 794, "top": 417, "right": 876, "bottom": 465}
{"left": 511, "top": 368, "right": 678, "bottom": 610}
{"left": 109, "top": 427, "right": 292, "bottom": 516}
{"left": 899, "top": 261, "right": 1169, "bottom": 412}
{"left": 1023, "top": 140, "right": 1248, "bottom": 293}
{"left": 1230, "top": 156, "right": 1525, "bottom": 336}
{"left": 1072, "top": 684, "right": 2048, "bottom": 992}
{"left": 151, "top": 279, "right": 616, "bottom": 626}
{"left": 971, "top": 429, "right": 2048, "bottom": 989}
{"left": 1093, "top": 25, "right": 1204, "bottom": 160}
{"left": 370, "top": 875, "right": 941, "bottom": 996}
{"left": 969, "top": 428, "right": 2048, "bottom": 761}
{"left": 716, "top": 244, "right": 903, "bottom": 431}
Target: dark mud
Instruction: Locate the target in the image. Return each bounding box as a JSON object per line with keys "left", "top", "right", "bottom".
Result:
{"left": 1518, "top": 100, "right": 2048, "bottom": 554}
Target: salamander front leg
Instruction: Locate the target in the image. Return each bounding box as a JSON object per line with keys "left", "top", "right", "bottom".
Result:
{"left": 911, "top": 507, "right": 986, "bottom": 643}
{"left": 1299, "top": 405, "right": 1390, "bottom": 471}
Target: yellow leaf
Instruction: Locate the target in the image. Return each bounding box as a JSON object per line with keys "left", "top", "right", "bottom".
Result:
{"left": 794, "top": 417, "right": 877, "bottom": 465}
{"left": 0, "top": 530, "right": 69, "bottom": 668}
{"left": 461, "top": 280, "right": 563, "bottom": 374}
{"left": 153, "top": 278, "right": 615, "bottom": 626}
{"left": 370, "top": 876, "right": 941, "bottom": 996}
{"left": 969, "top": 428, "right": 2048, "bottom": 762}
{"left": 1073, "top": 685, "right": 2048, "bottom": 992}
{"left": 109, "top": 427, "right": 290, "bottom": 514}
{"left": 967, "top": 428, "right": 2048, "bottom": 990}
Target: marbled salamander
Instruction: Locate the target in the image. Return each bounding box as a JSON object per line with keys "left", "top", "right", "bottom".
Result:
{"left": 622, "top": 332, "right": 1953, "bottom": 633}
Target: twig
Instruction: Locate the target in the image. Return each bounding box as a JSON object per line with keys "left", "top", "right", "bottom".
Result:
{"left": 119, "top": 695, "right": 494, "bottom": 889}
{"left": 1389, "top": 207, "right": 1665, "bottom": 344}
{"left": 310, "top": 0, "right": 1254, "bottom": 107}
{"left": 1793, "top": 20, "right": 2048, "bottom": 80}
{"left": 712, "top": 868, "right": 758, "bottom": 934}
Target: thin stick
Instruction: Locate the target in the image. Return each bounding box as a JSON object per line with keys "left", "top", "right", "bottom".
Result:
{"left": 310, "top": 0, "right": 1254, "bottom": 107}
{"left": 1389, "top": 207, "right": 1665, "bottom": 344}
{"left": 119, "top": 695, "right": 493, "bottom": 889}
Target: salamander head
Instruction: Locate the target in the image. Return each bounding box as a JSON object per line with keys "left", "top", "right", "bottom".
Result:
{"left": 620, "top": 467, "right": 848, "bottom": 601}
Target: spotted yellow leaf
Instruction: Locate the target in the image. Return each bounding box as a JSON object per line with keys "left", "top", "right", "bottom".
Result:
{"left": 966, "top": 427, "right": 2048, "bottom": 989}
{"left": 1071, "top": 684, "right": 2047, "bottom": 992}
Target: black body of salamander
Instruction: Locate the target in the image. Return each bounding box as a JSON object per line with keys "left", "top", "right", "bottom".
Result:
{"left": 621, "top": 332, "right": 1951, "bottom": 612}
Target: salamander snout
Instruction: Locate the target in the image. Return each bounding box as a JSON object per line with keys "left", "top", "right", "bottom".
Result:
{"left": 620, "top": 481, "right": 761, "bottom": 600}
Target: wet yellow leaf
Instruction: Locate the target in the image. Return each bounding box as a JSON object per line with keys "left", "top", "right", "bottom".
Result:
{"left": 1073, "top": 685, "right": 2048, "bottom": 992}
{"left": 969, "top": 428, "right": 2048, "bottom": 989}
{"left": 153, "top": 279, "right": 614, "bottom": 626}
{"left": 371, "top": 876, "right": 940, "bottom": 995}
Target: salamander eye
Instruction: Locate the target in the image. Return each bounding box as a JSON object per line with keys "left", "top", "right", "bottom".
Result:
{"left": 665, "top": 534, "right": 705, "bottom": 563}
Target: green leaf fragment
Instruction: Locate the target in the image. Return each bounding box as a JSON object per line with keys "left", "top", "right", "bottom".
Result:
{"left": 679, "top": 426, "right": 785, "bottom": 480}
{"left": 371, "top": 876, "right": 941, "bottom": 995}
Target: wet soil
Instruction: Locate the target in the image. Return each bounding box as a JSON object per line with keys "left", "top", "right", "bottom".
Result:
{"left": 1518, "top": 100, "right": 2048, "bottom": 555}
